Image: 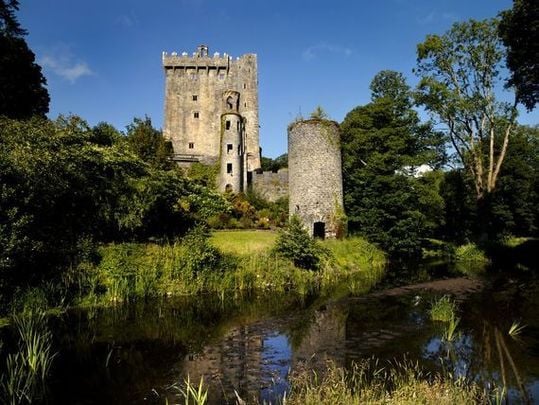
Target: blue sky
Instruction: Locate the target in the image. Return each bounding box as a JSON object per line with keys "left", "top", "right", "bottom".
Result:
{"left": 19, "top": 0, "right": 536, "bottom": 158}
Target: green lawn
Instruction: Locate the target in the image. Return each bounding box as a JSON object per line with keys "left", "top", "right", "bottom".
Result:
{"left": 210, "top": 230, "right": 277, "bottom": 256}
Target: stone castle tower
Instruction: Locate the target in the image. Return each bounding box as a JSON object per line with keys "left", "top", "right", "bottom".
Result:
{"left": 162, "top": 45, "right": 261, "bottom": 192}
{"left": 288, "top": 119, "right": 344, "bottom": 238}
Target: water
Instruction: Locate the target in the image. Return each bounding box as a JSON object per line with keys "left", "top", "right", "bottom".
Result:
{"left": 8, "top": 261, "right": 539, "bottom": 404}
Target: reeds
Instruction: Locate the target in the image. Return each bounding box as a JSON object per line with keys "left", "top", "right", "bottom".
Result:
{"left": 1, "top": 312, "right": 56, "bottom": 404}
{"left": 286, "top": 358, "right": 487, "bottom": 404}
{"left": 430, "top": 295, "right": 461, "bottom": 342}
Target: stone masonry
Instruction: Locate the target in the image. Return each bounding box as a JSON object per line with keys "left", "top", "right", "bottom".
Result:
{"left": 288, "top": 119, "right": 344, "bottom": 238}
{"left": 162, "top": 45, "right": 260, "bottom": 192}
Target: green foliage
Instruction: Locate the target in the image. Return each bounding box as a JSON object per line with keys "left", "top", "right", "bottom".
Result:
{"left": 126, "top": 116, "right": 173, "bottom": 170}
{"left": 0, "top": 115, "right": 226, "bottom": 302}
{"left": 0, "top": 1, "right": 49, "bottom": 119}
{"left": 415, "top": 18, "right": 518, "bottom": 202}
{"left": 287, "top": 359, "right": 487, "bottom": 404}
{"left": 273, "top": 216, "right": 329, "bottom": 270}
{"left": 429, "top": 295, "right": 457, "bottom": 323}
{"left": 1, "top": 312, "right": 55, "bottom": 404}
{"left": 186, "top": 162, "right": 219, "bottom": 188}
{"left": 454, "top": 243, "right": 489, "bottom": 264}
{"left": 175, "top": 375, "right": 208, "bottom": 405}
{"left": 499, "top": 0, "right": 539, "bottom": 111}
{"left": 260, "top": 153, "right": 288, "bottom": 172}
{"left": 341, "top": 71, "right": 445, "bottom": 258}
{"left": 310, "top": 105, "right": 329, "bottom": 120}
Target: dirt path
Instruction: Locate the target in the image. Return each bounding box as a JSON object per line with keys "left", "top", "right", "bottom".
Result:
{"left": 349, "top": 277, "right": 485, "bottom": 302}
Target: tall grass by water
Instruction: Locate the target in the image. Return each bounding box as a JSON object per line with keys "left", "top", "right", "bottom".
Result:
{"left": 70, "top": 230, "right": 387, "bottom": 305}
{"left": 1, "top": 312, "right": 56, "bottom": 404}
{"left": 284, "top": 359, "right": 490, "bottom": 404}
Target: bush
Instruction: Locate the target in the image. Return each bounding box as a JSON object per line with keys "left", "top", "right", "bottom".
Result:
{"left": 454, "top": 243, "right": 489, "bottom": 263}
{"left": 273, "top": 216, "right": 329, "bottom": 270}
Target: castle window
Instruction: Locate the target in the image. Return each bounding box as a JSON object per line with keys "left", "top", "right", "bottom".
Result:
{"left": 188, "top": 142, "right": 194, "bottom": 149}
{"left": 227, "top": 143, "right": 233, "bottom": 154}
{"left": 225, "top": 120, "right": 231, "bottom": 130}
{"left": 244, "top": 103, "right": 247, "bottom": 107}
{"left": 237, "top": 121, "right": 240, "bottom": 130}
{"left": 194, "top": 112, "right": 199, "bottom": 118}
{"left": 192, "top": 95, "right": 198, "bottom": 101}
{"left": 227, "top": 163, "right": 233, "bottom": 174}
{"left": 243, "top": 83, "right": 247, "bottom": 89}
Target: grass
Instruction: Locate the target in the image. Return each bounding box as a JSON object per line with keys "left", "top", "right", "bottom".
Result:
{"left": 429, "top": 295, "right": 457, "bottom": 323}
{"left": 454, "top": 243, "right": 489, "bottom": 264}
{"left": 429, "top": 296, "right": 461, "bottom": 343}
{"left": 172, "top": 375, "right": 208, "bottom": 405}
{"left": 1, "top": 312, "right": 56, "bottom": 404}
{"left": 508, "top": 321, "right": 526, "bottom": 337}
{"left": 210, "top": 230, "right": 277, "bottom": 256}
{"left": 174, "top": 358, "right": 491, "bottom": 404}
{"left": 68, "top": 231, "right": 387, "bottom": 305}
{"left": 286, "top": 359, "right": 488, "bottom": 404}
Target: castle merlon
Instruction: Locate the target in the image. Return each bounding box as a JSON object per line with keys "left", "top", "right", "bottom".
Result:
{"left": 162, "top": 51, "right": 257, "bottom": 68}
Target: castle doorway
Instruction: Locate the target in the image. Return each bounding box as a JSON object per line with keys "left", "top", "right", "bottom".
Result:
{"left": 313, "top": 222, "right": 325, "bottom": 239}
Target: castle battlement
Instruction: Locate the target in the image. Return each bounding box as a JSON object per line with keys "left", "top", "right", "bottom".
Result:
{"left": 162, "top": 48, "right": 256, "bottom": 69}
{"left": 163, "top": 44, "right": 260, "bottom": 192}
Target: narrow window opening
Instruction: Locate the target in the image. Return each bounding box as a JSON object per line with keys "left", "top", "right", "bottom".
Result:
{"left": 243, "top": 83, "right": 247, "bottom": 89}
{"left": 192, "top": 95, "right": 198, "bottom": 101}
{"left": 227, "top": 143, "right": 233, "bottom": 154}
{"left": 225, "top": 120, "right": 231, "bottom": 130}
{"left": 188, "top": 142, "right": 194, "bottom": 149}
{"left": 236, "top": 121, "right": 240, "bottom": 130}
{"left": 225, "top": 184, "right": 233, "bottom": 192}
{"left": 194, "top": 112, "right": 199, "bottom": 118}
{"left": 227, "top": 163, "right": 233, "bottom": 174}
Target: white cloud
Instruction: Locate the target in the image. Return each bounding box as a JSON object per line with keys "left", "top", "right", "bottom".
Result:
{"left": 39, "top": 46, "right": 93, "bottom": 84}
{"left": 417, "top": 10, "right": 459, "bottom": 25}
{"left": 116, "top": 12, "right": 138, "bottom": 28}
{"left": 302, "top": 42, "right": 353, "bottom": 61}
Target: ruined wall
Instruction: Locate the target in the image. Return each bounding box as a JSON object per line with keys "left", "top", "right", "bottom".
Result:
{"left": 162, "top": 45, "right": 260, "bottom": 173}
{"left": 288, "top": 119, "right": 344, "bottom": 238}
{"left": 251, "top": 169, "right": 289, "bottom": 202}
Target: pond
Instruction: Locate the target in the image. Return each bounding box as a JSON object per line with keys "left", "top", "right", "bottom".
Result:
{"left": 15, "top": 260, "right": 539, "bottom": 403}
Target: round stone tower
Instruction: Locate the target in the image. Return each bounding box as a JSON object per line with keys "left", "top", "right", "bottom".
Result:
{"left": 219, "top": 112, "right": 244, "bottom": 193}
{"left": 288, "top": 119, "right": 345, "bottom": 238}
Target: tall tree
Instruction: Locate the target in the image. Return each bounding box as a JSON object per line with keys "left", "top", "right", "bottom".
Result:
{"left": 499, "top": 0, "right": 539, "bottom": 111}
{"left": 0, "top": 0, "right": 49, "bottom": 118}
{"left": 342, "top": 71, "right": 444, "bottom": 257}
{"left": 126, "top": 116, "right": 173, "bottom": 170}
{"left": 415, "top": 19, "right": 518, "bottom": 202}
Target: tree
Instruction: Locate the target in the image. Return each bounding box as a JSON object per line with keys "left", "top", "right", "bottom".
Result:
{"left": 499, "top": 0, "right": 539, "bottom": 111}
{"left": 0, "top": 0, "right": 49, "bottom": 118}
{"left": 126, "top": 116, "right": 173, "bottom": 170}
{"left": 415, "top": 19, "right": 518, "bottom": 202}
{"left": 260, "top": 153, "right": 288, "bottom": 172}
{"left": 273, "top": 215, "right": 328, "bottom": 270}
{"left": 342, "top": 71, "right": 445, "bottom": 258}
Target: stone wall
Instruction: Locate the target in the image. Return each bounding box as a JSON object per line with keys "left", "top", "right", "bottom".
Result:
{"left": 251, "top": 169, "right": 289, "bottom": 202}
{"left": 162, "top": 45, "right": 260, "bottom": 183}
{"left": 288, "top": 119, "right": 344, "bottom": 238}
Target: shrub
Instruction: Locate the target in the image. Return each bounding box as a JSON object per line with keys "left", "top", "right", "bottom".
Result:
{"left": 273, "top": 216, "right": 329, "bottom": 270}
{"left": 454, "top": 243, "right": 489, "bottom": 263}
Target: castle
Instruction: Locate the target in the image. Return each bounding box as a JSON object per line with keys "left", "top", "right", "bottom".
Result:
{"left": 162, "top": 45, "right": 260, "bottom": 193}
{"left": 163, "top": 45, "right": 344, "bottom": 238}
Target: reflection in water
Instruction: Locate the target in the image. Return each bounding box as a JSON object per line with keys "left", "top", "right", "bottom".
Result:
{"left": 35, "top": 271, "right": 539, "bottom": 404}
